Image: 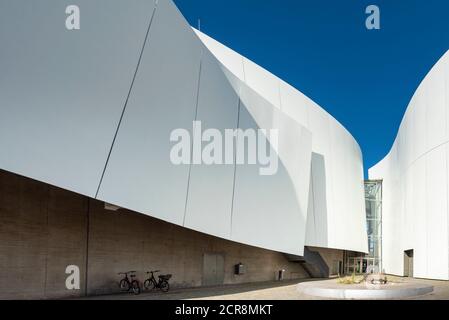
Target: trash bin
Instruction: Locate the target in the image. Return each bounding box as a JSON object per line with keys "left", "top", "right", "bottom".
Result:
{"left": 278, "top": 269, "right": 285, "bottom": 281}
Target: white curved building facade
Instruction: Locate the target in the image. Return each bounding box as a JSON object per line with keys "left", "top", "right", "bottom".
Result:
{"left": 370, "top": 51, "right": 449, "bottom": 280}
{"left": 0, "top": 0, "right": 367, "bottom": 256}
{"left": 194, "top": 31, "right": 368, "bottom": 254}
{"left": 0, "top": 0, "right": 367, "bottom": 297}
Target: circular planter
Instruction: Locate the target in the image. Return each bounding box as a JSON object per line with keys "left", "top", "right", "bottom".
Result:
{"left": 297, "top": 280, "right": 433, "bottom": 300}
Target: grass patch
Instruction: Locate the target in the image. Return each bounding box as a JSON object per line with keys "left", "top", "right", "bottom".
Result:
{"left": 337, "top": 273, "right": 364, "bottom": 285}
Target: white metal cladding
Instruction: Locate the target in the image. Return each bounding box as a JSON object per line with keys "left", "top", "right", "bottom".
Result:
{"left": 369, "top": 51, "right": 449, "bottom": 280}
{"left": 96, "top": 0, "right": 204, "bottom": 224}
{"left": 0, "top": 0, "right": 157, "bottom": 197}
{"left": 196, "top": 31, "right": 368, "bottom": 254}
{"left": 0, "top": 0, "right": 367, "bottom": 256}
{"left": 182, "top": 51, "right": 240, "bottom": 239}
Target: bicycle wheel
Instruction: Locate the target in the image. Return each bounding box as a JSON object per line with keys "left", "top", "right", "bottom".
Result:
{"left": 131, "top": 280, "right": 141, "bottom": 295}
{"left": 144, "top": 279, "right": 155, "bottom": 291}
{"left": 160, "top": 281, "right": 170, "bottom": 293}
{"left": 119, "top": 279, "right": 130, "bottom": 292}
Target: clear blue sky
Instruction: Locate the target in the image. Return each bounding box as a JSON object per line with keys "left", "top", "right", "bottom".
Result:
{"left": 174, "top": 0, "right": 449, "bottom": 177}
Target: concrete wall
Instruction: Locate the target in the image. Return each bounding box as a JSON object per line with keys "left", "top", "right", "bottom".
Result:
{"left": 0, "top": 170, "right": 309, "bottom": 299}
{"left": 0, "top": 170, "right": 89, "bottom": 299}
{"left": 308, "top": 247, "right": 344, "bottom": 276}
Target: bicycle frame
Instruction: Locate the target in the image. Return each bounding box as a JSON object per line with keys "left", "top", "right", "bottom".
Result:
{"left": 118, "top": 271, "right": 140, "bottom": 294}
{"left": 144, "top": 270, "right": 170, "bottom": 292}
{"left": 146, "top": 272, "right": 160, "bottom": 288}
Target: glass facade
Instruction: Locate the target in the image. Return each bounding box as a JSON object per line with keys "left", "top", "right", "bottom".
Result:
{"left": 345, "top": 180, "right": 382, "bottom": 274}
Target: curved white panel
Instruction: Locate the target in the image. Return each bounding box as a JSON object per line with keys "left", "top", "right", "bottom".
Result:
{"left": 0, "top": 0, "right": 156, "bottom": 197}
{"left": 96, "top": 0, "right": 203, "bottom": 225}
{"left": 0, "top": 0, "right": 368, "bottom": 257}
{"left": 197, "top": 29, "right": 368, "bottom": 254}
{"left": 193, "top": 31, "right": 245, "bottom": 82}
{"left": 231, "top": 82, "right": 312, "bottom": 255}
{"left": 183, "top": 51, "right": 240, "bottom": 238}
{"left": 369, "top": 51, "right": 449, "bottom": 280}
{"left": 279, "top": 80, "right": 310, "bottom": 128}
{"left": 242, "top": 58, "right": 282, "bottom": 110}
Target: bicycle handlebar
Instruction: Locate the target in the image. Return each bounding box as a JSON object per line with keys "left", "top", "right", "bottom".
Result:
{"left": 146, "top": 270, "right": 160, "bottom": 273}
{"left": 118, "top": 271, "right": 137, "bottom": 275}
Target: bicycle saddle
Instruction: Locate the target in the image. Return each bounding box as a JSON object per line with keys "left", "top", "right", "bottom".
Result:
{"left": 119, "top": 271, "right": 136, "bottom": 275}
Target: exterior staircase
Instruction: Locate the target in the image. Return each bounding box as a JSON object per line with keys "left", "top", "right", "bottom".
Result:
{"left": 285, "top": 247, "right": 329, "bottom": 278}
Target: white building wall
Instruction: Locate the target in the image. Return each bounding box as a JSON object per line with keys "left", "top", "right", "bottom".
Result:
{"left": 0, "top": 0, "right": 368, "bottom": 257}
{"left": 369, "top": 51, "right": 449, "bottom": 280}
{"left": 183, "top": 51, "right": 240, "bottom": 239}
{"left": 97, "top": 0, "right": 203, "bottom": 224}
{"left": 196, "top": 30, "right": 368, "bottom": 254}
{"left": 0, "top": 0, "right": 157, "bottom": 197}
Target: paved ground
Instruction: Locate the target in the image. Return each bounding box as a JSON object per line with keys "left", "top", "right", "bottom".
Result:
{"left": 78, "top": 276, "right": 449, "bottom": 300}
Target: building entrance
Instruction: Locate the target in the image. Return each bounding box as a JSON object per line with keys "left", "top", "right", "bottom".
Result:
{"left": 202, "top": 253, "right": 225, "bottom": 286}
{"left": 404, "top": 250, "right": 414, "bottom": 277}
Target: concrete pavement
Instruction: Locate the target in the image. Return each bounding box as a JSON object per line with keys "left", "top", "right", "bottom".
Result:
{"left": 76, "top": 277, "right": 449, "bottom": 300}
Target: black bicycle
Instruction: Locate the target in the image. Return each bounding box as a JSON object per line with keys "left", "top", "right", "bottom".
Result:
{"left": 118, "top": 271, "right": 141, "bottom": 295}
{"left": 143, "top": 270, "right": 172, "bottom": 293}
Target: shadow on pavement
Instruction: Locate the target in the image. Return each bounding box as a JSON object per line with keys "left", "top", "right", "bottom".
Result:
{"left": 77, "top": 278, "right": 323, "bottom": 300}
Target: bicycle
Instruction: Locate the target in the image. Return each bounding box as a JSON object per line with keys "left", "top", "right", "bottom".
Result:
{"left": 143, "top": 270, "right": 172, "bottom": 293}
{"left": 118, "top": 271, "right": 141, "bottom": 295}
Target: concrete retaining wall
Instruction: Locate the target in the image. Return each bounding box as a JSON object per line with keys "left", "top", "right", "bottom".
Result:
{"left": 0, "top": 170, "right": 309, "bottom": 299}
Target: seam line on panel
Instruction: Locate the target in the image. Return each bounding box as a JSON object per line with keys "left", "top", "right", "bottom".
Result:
{"left": 406, "top": 139, "right": 449, "bottom": 174}
{"left": 94, "top": 4, "right": 158, "bottom": 199}
{"left": 446, "top": 74, "right": 449, "bottom": 277}
{"left": 229, "top": 98, "right": 242, "bottom": 237}
{"left": 327, "top": 116, "right": 334, "bottom": 245}
{"left": 229, "top": 56, "right": 246, "bottom": 237}
{"left": 278, "top": 80, "right": 283, "bottom": 111}
{"left": 182, "top": 50, "right": 204, "bottom": 227}
{"left": 311, "top": 165, "right": 317, "bottom": 241}
{"left": 242, "top": 56, "right": 247, "bottom": 83}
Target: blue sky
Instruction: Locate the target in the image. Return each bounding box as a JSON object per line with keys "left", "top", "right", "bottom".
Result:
{"left": 174, "top": 0, "right": 449, "bottom": 177}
